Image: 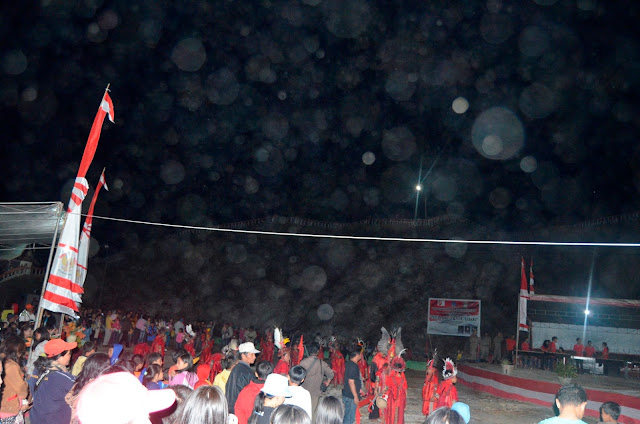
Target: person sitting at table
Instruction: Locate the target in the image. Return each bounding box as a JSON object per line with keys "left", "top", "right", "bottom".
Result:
{"left": 549, "top": 337, "right": 558, "bottom": 353}
{"left": 518, "top": 338, "right": 532, "bottom": 368}
{"left": 540, "top": 340, "right": 553, "bottom": 370}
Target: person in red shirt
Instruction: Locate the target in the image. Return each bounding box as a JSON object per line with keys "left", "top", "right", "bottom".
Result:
{"left": 234, "top": 361, "right": 273, "bottom": 424}
{"left": 519, "top": 337, "right": 531, "bottom": 368}
{"left": 273, "top": 348, "right": 291, "bottom": 376}
{"left": 584, "top": 341, "right": 596, "bottom": 357}
{"left": 505, "top": 335, "right": 516, "bottom": 364}
{"left": 573, "top": 338, "right": 585, "bottom": 374}
{"left": 549, "top": 337, "right": 558, "bottom": 353}
{"left": 601, "top": 342, "right": 609, "bottom": 359}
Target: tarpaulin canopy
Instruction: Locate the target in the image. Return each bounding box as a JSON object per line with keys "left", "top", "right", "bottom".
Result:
{"left": 0, "top": 202, "right": 63, "bottom": 260}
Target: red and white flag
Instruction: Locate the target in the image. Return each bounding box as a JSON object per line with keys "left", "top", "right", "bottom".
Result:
{"left": 519, "top": 257, "right": 529, "bottom": 332}
{"left": 529, "top": 258, "right": 535, "bottom": 295}
{"left": 76, "top": 170, "right": 109, "bottom": 302}
{"left": 41, "top": 88, "right": 114, "bottom": 316}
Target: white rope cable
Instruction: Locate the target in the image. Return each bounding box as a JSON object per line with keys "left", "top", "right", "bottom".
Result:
{"left": 85, "top": 213, "right": 640, "bottom": 248}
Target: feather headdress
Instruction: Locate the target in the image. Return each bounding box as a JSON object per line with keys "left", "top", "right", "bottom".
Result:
{"left": 377, "top": 327, "right": 403, "bottom": 357}
{"left": 274, "top": 327, "right": 289, "bottom": 350}
{"left": 442, "top": 357, "right": 457, "bottom": 380}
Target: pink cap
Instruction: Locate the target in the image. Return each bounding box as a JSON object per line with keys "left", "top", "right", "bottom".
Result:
{"left": 77, "top": 372, "right": 175, "bottom": 424}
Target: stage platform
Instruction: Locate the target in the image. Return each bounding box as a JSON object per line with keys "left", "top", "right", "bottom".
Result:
{"left": 457, "top": 363, "right": 640, "bottom": 424}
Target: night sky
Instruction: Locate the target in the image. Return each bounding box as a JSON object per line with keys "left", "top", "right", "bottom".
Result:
{"left": 2, "top": 0, "right": 639, "bottom": 342}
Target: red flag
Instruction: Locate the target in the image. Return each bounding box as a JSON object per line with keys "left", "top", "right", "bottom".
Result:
{"left": 297, "top": 335, "right": 304, "bottom": 364}
{"left": 77, "top": 92, "right": 114, "bottom": 179}
{"left": 42, "top": 88, "right": 114, "bottom": 316}
{"left": 519, "top": 257, "right": 529, "bottom": 332}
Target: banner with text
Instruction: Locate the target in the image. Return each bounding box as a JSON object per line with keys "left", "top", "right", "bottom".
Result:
{"left": 428, "top": 298, "right": 481, "bottom": 337}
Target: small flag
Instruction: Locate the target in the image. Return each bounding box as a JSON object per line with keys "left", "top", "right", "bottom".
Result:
{"left": 529, "top": 258, "right": 535, "bottom": 295}
{"left": 519, "top": 257, "right": 529, "bottom": 332}
{"left": 297, "top": 335, "right": 304, "bottom": 365}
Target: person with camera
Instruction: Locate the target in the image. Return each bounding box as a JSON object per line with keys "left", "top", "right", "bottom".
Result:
{"left": 299, "top": 343, "right": 334, "bottom": 419}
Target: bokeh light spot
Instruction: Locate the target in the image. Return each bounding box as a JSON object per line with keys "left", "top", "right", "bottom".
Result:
{"left": 472, "top": 107, "right": 524, "bottom": 160}
{"left": 317, "top": 304, "right": 334, "bottom": 320}
{"left": 362, "top": 151, "right": 376, "bottom": 165}
{"left": 171, "top": 38, "right": 206, "bottom": 72}
{"left": 452, "top": 97, "right": 469, "bottom": 114}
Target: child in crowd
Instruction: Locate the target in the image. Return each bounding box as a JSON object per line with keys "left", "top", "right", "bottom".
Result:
{"left": 176, "top": 328, "right": 185, "bottom": 350}
{"left": 598, "top": 401, "right": 621, "bottom": 424}
{"left": 168, "top": 351, "right": 199, "bottom": 389}
{"left": 142, "top": 364, "right": 165, "bottom": 390}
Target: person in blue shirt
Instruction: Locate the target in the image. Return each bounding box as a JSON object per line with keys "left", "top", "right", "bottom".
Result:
{"left": 30, "top": 339, "right": 77, "bottom": 424}
{"left": 538, "top": 384, "right": 589, "bottom": 424}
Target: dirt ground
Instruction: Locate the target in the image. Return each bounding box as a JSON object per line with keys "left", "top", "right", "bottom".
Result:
{"left": 324, "top": 369, "right": 602, "bottom": 424}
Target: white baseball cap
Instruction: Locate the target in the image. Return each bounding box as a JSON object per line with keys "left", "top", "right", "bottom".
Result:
{"left": 261, "top": 374, "right": 292, "bottom": 398}
{"left": 238, "top": 342, "right": 261, "bottom": 354}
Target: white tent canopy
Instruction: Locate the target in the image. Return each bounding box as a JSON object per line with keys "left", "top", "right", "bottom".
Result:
{"left": 0, "top": 202, "right": 63, "bottom": 260}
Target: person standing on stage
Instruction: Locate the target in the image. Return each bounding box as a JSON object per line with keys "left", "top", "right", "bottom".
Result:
{"left": 468, "top": 329, "right": 479, "bottom": 362}
{"left": 584, "top": 341, "right": 596, "bottom": 357}
{"left": 492, "top": 332, "right": 503, "bottom": 364}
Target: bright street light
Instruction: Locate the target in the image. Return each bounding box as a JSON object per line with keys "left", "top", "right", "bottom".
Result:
{"left": 416, "top": 184, "right": 422, "bottom": 191}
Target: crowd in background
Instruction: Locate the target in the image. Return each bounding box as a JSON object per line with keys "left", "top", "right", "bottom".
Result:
{"left": 0, "top": 301, "right": 628, "bottom": 424}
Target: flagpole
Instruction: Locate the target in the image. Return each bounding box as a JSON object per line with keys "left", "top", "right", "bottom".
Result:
{"left": 515, "top": 289, "right": 520, "bottom": 367}
{"left": 35, "top": 201, "right": 64, "bottom": 330}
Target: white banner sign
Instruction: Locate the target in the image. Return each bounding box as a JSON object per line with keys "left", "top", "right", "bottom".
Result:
{"left": 428, "top": 298, "right": 481, "bottom": 337}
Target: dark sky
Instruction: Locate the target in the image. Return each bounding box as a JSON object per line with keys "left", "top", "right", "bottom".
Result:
{"left": 1, "top": 0, "right": 639, "bottom": 334}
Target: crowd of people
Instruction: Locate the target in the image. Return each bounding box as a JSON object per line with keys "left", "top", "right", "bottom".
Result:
{"left": 0, "top": 303, "right": 629, "bottom": 424}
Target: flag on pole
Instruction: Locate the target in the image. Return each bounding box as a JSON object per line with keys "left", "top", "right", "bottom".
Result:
{"left": 76, "top": 170, "right": 109, "bottom": 302}
{"left": 519, "top": 257, "right": 529, "bottom": 332}
{"left": 529, "top": 258, "right": 535, "bottom": 295}
{"left": 297, "top": 335, "right": 304, "bottom": 365}
{"left": 41, "top": 88, "right": 114, "bottom": 316}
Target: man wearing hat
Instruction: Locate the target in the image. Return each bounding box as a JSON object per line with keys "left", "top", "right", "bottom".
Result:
{"left": 18, "top": 304, "right": 35, "bottom": 323}
{"left": 226, "top": 341, "right": 260, "bottom": 414}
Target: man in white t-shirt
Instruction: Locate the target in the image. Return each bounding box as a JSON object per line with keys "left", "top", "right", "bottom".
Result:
{"left": 538, "top": 384, "right": 589, "bottom": 424}
{"left": 284, "top": 365, "right": 312, "bottom": 420}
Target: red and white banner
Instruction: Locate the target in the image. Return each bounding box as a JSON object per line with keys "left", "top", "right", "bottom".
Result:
{"left": 457, "top": 364, "right": 640, "bottom": 424}
{"left": 76, "top": 170, "right": 108, "bottom": 302}
{"left": 519, "top": 257, "right": 529, "bottom": 332}
{"left": 41, "top": 178, "right": 88, "bottom": 315}
{"left": 42, "top": 89, "right": 114, "bottom": 316}
{"left": 427, "top": 298, "right": 481, "bottom": 337}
